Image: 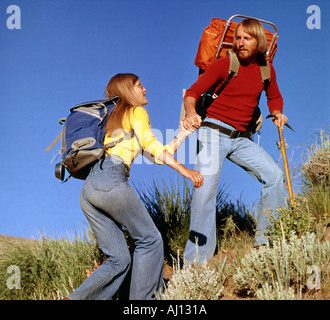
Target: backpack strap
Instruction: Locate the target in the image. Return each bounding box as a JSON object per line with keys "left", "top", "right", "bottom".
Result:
{"left": 211, "top": 71, "right": 235, "bottom": 99}
{"left": 211, "top": 50, "right": 239, "bottom": 99}
{"left": 211, "top": 50, "right": 238, "bottom": 99}
{"left": 260, "top": 63, "right": 271, "bottom": 90}
{"left": 260, "top": 63, "right": 271, "bottom": 82}
{"left": 227, "top": 50, "right": 240, "bottom": 76}
{"left": 46, "top": 118, "right": 66, "bottom": 152}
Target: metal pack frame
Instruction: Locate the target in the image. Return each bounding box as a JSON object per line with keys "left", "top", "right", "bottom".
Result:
{"left": 215, "top": 14, "right": 278, "bottom": 62}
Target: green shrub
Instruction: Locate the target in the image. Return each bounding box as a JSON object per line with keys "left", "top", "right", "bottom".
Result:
{"left": 300, "top": 130, "right": 330, "bottom": 225}
{"left": 265, "top": 131, "right": 329, "bottom": 242}
{"left": 265, "top": 196, "right": 317, "bottom": 243}
{"left": 136, "top": 179, "right": 192, "bottom": 261}
{"left": 216, "top": 200, "right": 256, "bottom": 251}
{"left": 301, "top": 130, "right": 329, "bottom": 187}
{"left": 137, "top": 179, "right": 256, "bottom": 261}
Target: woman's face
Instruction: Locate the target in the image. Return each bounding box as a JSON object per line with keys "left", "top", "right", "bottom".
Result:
{"left": 133, "top": 79, "right": 148, "bottom": 106}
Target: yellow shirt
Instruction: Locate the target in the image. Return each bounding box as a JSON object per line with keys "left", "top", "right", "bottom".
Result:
{"left": 104, "top": 106, "right": 174, "bottom": 169}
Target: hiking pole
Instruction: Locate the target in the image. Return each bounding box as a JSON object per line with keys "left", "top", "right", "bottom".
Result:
{"left": 278, "top": 127, "right": 295, "bottom": 208}
{"left": 266, "top": 115, "right": 295, "bottom": 208}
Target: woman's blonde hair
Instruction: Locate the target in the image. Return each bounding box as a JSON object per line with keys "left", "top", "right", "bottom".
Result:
{"left": 105, "top": 73, "right": 140, "bottom": 137}
{"left": 233, "top": 18, "right": 268, "bottom": 63}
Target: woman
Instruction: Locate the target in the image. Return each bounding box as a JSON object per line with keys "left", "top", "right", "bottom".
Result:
{"left": 66, "top": 73, "right": 203, "bottom": 300}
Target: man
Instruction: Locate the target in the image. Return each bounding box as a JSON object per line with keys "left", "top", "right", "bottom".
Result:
{"left": 183, "top": 18, "right": 288, "bottom": 262}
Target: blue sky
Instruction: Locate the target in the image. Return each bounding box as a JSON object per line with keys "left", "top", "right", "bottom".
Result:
{"left": 1, "top": 0, "right": 329, "bottom": 239}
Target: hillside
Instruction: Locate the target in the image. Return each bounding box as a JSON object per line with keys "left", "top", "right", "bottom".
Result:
{"left": 0, "top": 235, "right": 36, "bottom": 254}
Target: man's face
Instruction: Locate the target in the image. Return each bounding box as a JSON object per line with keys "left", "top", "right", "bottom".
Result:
{"left": 235, "top": 26, "right": 259, "bottom": 63}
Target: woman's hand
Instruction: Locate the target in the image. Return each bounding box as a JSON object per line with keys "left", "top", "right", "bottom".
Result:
{"left": 179, "top": 119, "right": 197, "bottom": 134}
{"left": 179, "top": 167, "right": 204, "bottom": 189}
{"left": 181, "top": 113, "right": 203, "bottom": 131}
{"left": 177, "top": 119, "right": 198, "bottom": 142}
{"left": 157, "top": 150, "right": 203, "bottom": 189}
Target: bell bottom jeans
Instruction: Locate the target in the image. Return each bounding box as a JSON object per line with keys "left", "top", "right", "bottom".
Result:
{"left": 67, "top": 156, "right": 164, "bottom": 300}
{"left": 184, "top": 118, "right": 284, "bottom": 263}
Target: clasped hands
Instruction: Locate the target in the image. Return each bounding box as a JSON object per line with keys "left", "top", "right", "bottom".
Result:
{"left": 181, "top": 113, "right": 203, "bottom": 132}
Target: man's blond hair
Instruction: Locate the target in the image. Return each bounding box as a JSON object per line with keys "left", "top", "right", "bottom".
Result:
{"left": 233, "top": 18, "right": 268, "bottom": 62}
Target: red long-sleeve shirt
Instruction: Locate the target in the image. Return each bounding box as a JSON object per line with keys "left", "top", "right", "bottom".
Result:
{"left": 185, "top": 55, "right": 283, "bottom": 132}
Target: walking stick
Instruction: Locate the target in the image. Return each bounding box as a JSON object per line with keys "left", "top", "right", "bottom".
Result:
{"left": 277, "top": 127, "right": 295, "bottom": 208}
{"left": 266, "top": 115, "right": 295, "bottom": 208}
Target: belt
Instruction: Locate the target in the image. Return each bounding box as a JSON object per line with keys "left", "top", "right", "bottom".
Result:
{"left": 201, "top": 121, "right": 253, "bottom": 139}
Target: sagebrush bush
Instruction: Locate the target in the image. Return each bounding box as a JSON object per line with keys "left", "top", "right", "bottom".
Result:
{"left": 157, "top": 248, "right": 227, "bottom": 300}
{"left": 256, "top": 281, "right": 295, "bottom": 300}
{"left": 233, "top": 232, "right": 330, "bottom": 299}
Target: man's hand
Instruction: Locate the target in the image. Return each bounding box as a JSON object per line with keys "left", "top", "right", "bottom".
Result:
{"left": 272, "top": 112, "right": 288, "bottom": 130}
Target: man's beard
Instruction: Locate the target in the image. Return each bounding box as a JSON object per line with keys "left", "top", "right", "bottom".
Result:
{"left": 236, "top": 48, "right": 258, "bottom": 64}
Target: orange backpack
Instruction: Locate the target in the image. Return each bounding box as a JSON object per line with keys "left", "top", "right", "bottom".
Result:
{"left": 194, "top": 16, "right": 278, "bottom": 71}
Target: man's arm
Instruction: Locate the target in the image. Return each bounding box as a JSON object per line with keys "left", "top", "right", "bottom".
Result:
{"left": 182, "top": 58, "right": 228, "bottom": 131}
{"left": 182, "top": 96, "right": 203, "bottom": 130}
{"left": 266, "top": 64, "right": 287, "bottom": 129}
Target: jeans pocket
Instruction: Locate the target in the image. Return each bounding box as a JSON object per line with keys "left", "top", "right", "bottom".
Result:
{"left": 90, "top": 165, "right": 123, "bottom": 192}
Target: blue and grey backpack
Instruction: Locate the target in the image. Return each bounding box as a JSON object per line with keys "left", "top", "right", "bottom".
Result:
{"left": 47, "top": 97, "right": 124, "bottom": 182}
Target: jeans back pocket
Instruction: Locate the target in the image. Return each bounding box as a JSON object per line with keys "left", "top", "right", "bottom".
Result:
{"left": 90, "top": 161, "right": 126, "bottom": 192}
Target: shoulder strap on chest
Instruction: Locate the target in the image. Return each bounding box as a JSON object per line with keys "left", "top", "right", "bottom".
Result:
{"left": 259, "top": 63, "right": 271, "bottom": 82}
{"left": 259, "top": 62, "right": 271, "bottom": 90}
{"left": 227, "top": 50, "right": 240, "bottom": 76}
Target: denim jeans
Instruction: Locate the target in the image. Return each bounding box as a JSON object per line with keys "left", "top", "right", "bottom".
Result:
{"left": 67, "top": 156, "right": 164, "bottom": 300}
{"left": 184, "top": 118, "right": 284, "bottom": 262}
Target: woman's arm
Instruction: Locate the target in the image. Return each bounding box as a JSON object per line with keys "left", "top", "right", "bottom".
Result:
{"left": 156, "top": 149, "right": 204, "bottom": 189}
{"left": 130, "top": 107, "right": 203, "bottom": 188}
{"left": 166, "top": 120, "right": 197, "bottom": 153}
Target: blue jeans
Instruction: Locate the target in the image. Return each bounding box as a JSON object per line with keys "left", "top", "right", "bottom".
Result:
{"left": 67, "top": 156, "right": 164, "bottom": 300}
{"left": 184, "top": 118, "right": 284, "bottom": 262}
